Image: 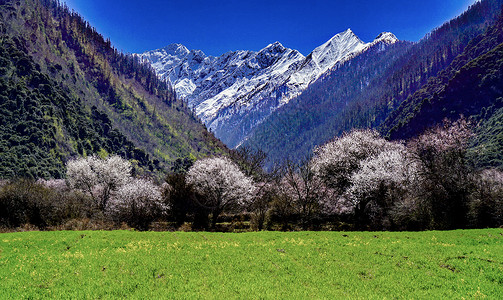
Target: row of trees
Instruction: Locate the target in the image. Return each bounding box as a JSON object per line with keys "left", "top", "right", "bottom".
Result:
{"left": 1, "top": 119, "right": 502, "bottom": 231}
{"left": 171, "top": 118, "right": 502, "bottom": 230}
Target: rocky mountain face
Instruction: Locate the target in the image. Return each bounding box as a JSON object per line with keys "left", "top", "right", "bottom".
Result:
{"left": 139, "top": 29, "right": 398, "bottom": 147}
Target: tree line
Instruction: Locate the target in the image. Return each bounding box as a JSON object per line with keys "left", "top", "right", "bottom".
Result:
{"left": 1, "top": 118, "right": 501, "bottom": 231}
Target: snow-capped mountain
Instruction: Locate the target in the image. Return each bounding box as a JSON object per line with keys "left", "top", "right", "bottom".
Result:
{"left": 138, "top": 29, "right": 398, "bottom": 147}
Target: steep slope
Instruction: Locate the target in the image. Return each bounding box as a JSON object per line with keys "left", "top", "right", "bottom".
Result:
{"left": 140, "top": 29, "right": 398, "bottom": 147}
{"left": 288, "top": 30, "right": 397, "bottom": 89}
{"left": 0, "top": 0, "right": 226, "bottom": 178}
{"left": 381, "top": 9, "right": 503, "bottom": 168}
{"left": 243, "top": 0, "right": 503, "bottom": 166}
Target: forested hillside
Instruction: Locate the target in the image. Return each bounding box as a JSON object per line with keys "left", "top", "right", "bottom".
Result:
{"left": 381, "top": 8, "right": 503, "bottom": 169}
{"left": 243, "top": 0, "right": 503, "bottom": 166}
{"left": 0, "top": 0, "right": 226, "bottom": 178}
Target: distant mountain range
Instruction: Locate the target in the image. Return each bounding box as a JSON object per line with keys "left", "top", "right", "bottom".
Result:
{"left": 140, "top": 0, "right": 503, "bottom": 169}
{"left": 138, "top": 30, "right": 398, "bottom": 147}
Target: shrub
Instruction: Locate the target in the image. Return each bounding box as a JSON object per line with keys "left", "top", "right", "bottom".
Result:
{"left": 0, "top": 179, "right": 93, "bottom": 229}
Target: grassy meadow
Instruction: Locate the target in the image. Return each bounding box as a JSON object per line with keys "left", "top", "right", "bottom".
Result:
{"left": 0, "top": 229, "right": 502, "bottom": 299}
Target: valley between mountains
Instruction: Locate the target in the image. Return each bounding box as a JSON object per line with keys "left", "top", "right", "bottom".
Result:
{"left": 138, "top": 29, "right": 398, "bottom": 148}
{"left": 2, "top": 0, "right": 503, "bottom": 175}
{"left": 137, "top": 0, "right": 503, "bottom": 171}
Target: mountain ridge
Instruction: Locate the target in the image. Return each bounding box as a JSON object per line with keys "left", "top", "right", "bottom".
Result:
{"left": 139, "top": 29, "right": 398, "bottom": 147}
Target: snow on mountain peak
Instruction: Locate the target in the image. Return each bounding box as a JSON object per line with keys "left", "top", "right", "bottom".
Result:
{"left": 162, "top": 43, "right": 190, "bottom": 56}
{"left": 289, "top": 28, "right": 367, "bottom": 88}
{"left": 338, "top": 28, "right": 364, "bottom": 43}
{"left": 374, "top": 32, "right": 399, "bottom": 44}
{"left": 256, "top": 41, "right": 289, "bottom": 68}
{"left": 139, "top": 28, "right": 399, "bottom": 148}
{"left": 311, "top": 28, "right": 365, "bottom": 61}
{"left": 261, "top": 41, "right": 286, "bottom": 53}
{"left": 187, "top": 49, "right": 208, "bottom": 64}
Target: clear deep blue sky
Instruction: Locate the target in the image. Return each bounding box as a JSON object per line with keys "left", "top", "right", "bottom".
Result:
{"left": 61, "top": 0, "right": 477, "bottom": 56}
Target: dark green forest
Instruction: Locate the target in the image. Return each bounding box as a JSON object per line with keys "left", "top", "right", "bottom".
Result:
{"left": 0, "top": 0, "right": 227, "bottom": 178}
{"left": 381, "top": 9, "right": 503, "bottom": 169}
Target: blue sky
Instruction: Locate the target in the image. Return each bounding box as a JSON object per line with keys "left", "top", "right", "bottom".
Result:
{"left": 62, "top": 0, "right": 477, "bottom": 56}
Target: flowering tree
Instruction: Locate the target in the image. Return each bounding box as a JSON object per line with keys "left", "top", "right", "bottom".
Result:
{"left": 66, "top": 155, "right": 131, "bottom": 211}
{"left": 311, "top": 129, "right": 398, "bottom": 194}
{"left": 310, "top": 129, "right": 425, "bottom": 229}
{"left": 348, "top": 146, "right": 418, "bottom": 229}
{"left": 36, "top": 179, "right": 67, "bottom": 191}
{"left": 109, "top": 178, "right": 166, "bottom": 230}
{"left": 186, "top": 157, "right": 256, "bottom": 227}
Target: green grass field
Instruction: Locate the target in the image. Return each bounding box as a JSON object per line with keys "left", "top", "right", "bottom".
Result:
{"left": 1, "top": 229, "right": 502, "bottom": 299}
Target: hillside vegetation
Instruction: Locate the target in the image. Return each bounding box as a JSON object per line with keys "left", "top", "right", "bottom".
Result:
{"left": 1, "top": 229, "right": 502, "bottom": 298}
{"left": 0, "top": 0, "right": 226, "bottom": 178}
{"left": 381, "top": 7, "right": 503, "bottom": 169}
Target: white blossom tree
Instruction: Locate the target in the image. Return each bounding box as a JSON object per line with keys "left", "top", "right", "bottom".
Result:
{"left": 66, "top": 155, "right": 131, "bottom": 211}
{"left": 311, "top": 129, "right": 399, "bottom": 194}
{"left": 109, "top": 178, "right": 166, "bottom": 230}
{"left": 186, "top": 157, "right": 256, "bottom": 227}
{"left": 348, "top": 146, "right": 419, "bottom": 229}
{"left": 310, "top": 129, "right": 418, "bottom": 229}
{"left": 36, "top": 179, "right": 67, "bottom": 191}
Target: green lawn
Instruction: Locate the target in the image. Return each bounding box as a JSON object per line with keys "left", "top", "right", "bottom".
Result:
{"left": 0, "top": 229, "right": 502, "bottom": 299}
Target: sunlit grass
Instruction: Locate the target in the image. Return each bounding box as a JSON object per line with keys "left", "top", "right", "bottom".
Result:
{"left": 0, "top": 229, "right": 502, "bottom": 298}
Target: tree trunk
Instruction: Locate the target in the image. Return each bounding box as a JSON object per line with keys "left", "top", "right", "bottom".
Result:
{"left": 211, "top": 208, "right": 221, "bottom": 229}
